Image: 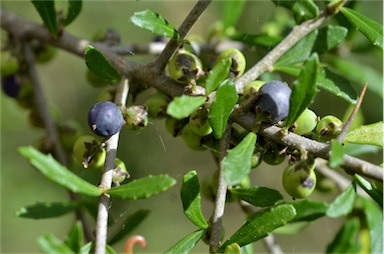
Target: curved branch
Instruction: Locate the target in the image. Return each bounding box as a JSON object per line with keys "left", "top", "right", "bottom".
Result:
{"left": 152, "top": 0, "right": 212, "bottom": 72}
{"left": 1, "top": 6, "right": 382, "bottom": 183}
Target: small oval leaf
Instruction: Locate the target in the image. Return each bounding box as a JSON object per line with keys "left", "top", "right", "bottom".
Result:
{"left": 181, "top": 170, "right": 208, "bottom": 229}
{"left": 326, "top": 182, "right": 356, "bottom": 218}
{"left": 166, "top": 95, "right": 206, "bottom": 120}
{"left": 230, "top": 186, "right": 283, "bottom": 207}
{"left": 205, "top": 58, "right": 232, "bottom": 95}
{"left": 106, "top": 175, "right": 176, "bottom": 199}
{"left": 63, "top": 0, "right": 83, "bottom": 26}
{"left": 329, "top": 139, "right": 345, "bottom": 169}
{"left": 164, "top": 229, "right": 206, "bottom": 254}
{"left": 31, "top": 0, "right": 58, "bottom": 36}
{"left": 208, "top": 80, "right": 238, "bottom": 138}
{"left": 285, "top": 53, "right": 319, "bottom": 128}
{"left": 15, "top": 201, "right": 79, "bottom": 219}
{"left": 222, "top": 132, "right": 257, "bottom": 186}
{"left": 38, "top": 233, "right": 75, "bottom": 254}
{"left": 360, "top": 197, "right": 383, "bottom": 254}
{"left": 354, "top": 175, "right": 383, "bottom": 208}
{"left": 85, "top": 45, "right": 121, "bottom": 83}
{"left": 219, "top": 204, "right": 296, "bottom": 251}
{"left": 287, "top": 199, "right": 329, "bottom": 222}
{"left": 317, "top": 68, "right": 357, "bottom": 104}
{"left": 65, "top": 221, "right": 83, "bottom": 254}
{"left": 130, "top": 10, "right": 180, "bottom": 39}
{"left": 340, "top": 7, "right": 383, "bottom": 50}
{"left": 345, "top": 122, "right": 384, "bottom": 146}
{"left": 18, "top": 146, "right": 102, "bottom": 197}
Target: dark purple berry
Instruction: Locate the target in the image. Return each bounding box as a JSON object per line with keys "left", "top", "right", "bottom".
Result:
{"left": 255, "top": 80, "right": 291, "bottom": 123}
{"left": 1, "top": 75, "right": 21, "bottom": 98}
{"left": 88, "top": 101, "right": 124, "bottom": 137}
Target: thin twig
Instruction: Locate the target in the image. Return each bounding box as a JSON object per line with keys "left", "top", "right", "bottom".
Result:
{"left": 234, "top": 0, "right": 348, "bottom": 92}
{"left": 209, "top": 123, "right": 231, "bottom": 253}
{"left": 23, "top": 42, "right": 94, "bottom": 242}
{"left": 22, "top": 43, "right": 67, "bottom": 165}
{"left": 337, "top": 82, "right": 368, "bottom": 143}
{"left": 94, "top": 79, "right": 130, "bottom": 254}
{"left": 152, "top": 0, "right": 212, "bottom": 73}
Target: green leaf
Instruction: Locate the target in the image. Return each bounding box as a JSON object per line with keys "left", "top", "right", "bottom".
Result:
{"left": 130, "top": 10, "right": 180, "bottom": 40}
{"left": 31, "top": 0, "right": 58, "bottom": 36}
{"left": 329, "top": 139, "right": 345, "bottom": 168}
{"left": 208, "top": 80, "right": 238, "bottom": 138}
{"left": 15, "top": 201, "right": 79, "bottom": 219}
{"left": 18, "top": 146, "right": 102, "bottom": 197}
{"left": 85, "top": 45, "right": 121, "bottom": 83}
{"left": 181, "top": 170, "right": 208, "bottom": 229}
{"left": 345, "top": 122, "right": 384, "bottom": 146}
{"left": 38, "top": 233, "right": 74, "bottom": 254}
{"left": 164, "top": 229, "right": 206, "bottom": 254}
{"left": 219, "top": 204, "right": 296, "bottom": 251}
{"left": 273, "top": 65, "right": 301, "bottom": 77}
{"left": 230, "top": 186, "right": 283, "bottom": 207}
{"left": 288, "top": 199, "right": 329, "bottom": 222}
{"left": 285, "top": 53, "right": 319, "bottom": 128}
{"left": 205, "top": 58, "right": 232, "bottom": 95}
{"left": 313, "top": 25, "right": 348, "bottom": 54}
{"left": 222, "top": 133, "right": 256, "bottom": 186}
{"left": 63, "top": 0, "right": 82, "bottom": 26}
{"left": 328, "top": 57, "right": 383, "bottom": 97}
{"left": 326, "top": 182, "right": 356, "bottom": 218}
{"left": 274, "top": 30, "right": 318, "bottom": 67}
{"left": 229, "top": 33, "right": 282, "bottom": 48}
{"left": 106, "top": 175, "right": 176, "bottom": 199}
{"left": 273, "top": 221, "right": 309, "bottom": 234}
{"left": 65, "top": 221, "right": 83, "bottom": 254}
{"left": 317, "top": 68, "right": 357, "bottom": 104}
{"left": 354, "top": 175, "right": 383, "bottom": 208}
{"left": 223, "top": 0, "right": 246, "bottom": 29}
{"left": 360, "top": 197, "right": 383, "bottom": 254}
{"left": 272, "top": 0, "right": 319, "bottom": 23}
{"left": 326, "top": 217, "right": 361, "bottom": 253}
{"left": 166, "top": 95, "right": 206, "bottom": 120}
{"left": 108, "top": 209, "right": 150, "bottom": 245}
{"left": 340, "top": 7, "right": 383, "bottom": 50}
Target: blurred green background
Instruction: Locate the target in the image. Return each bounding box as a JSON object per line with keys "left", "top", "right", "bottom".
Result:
{"left": 1, "top": 1, "right": 382, "bottom": 253}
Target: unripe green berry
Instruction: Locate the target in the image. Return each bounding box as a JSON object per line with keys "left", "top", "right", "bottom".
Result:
{"left": 86, "top": 70, "right": 109, "bottom": 88}
{"left": 112, "top": 158, "right": 129, "bottom": 186}
{"left": 73, "top": 135, "right": 106, "bottom": 169}
{"left": 123, "top": 105, "right": 149, "bottom": 130}
{"left": 165, "top": 117, "right": 188, "bottom": 137}
{"left": 216, "top": 48, "right": 246, "bottom": 78}
{"left": 145, "top": 92, "right": 170, "bottom": 119}
{"left": 189, "top": 107, "right": 212, "bottom": 136}
{"left": 182, "top": 123, "right": 206, "bottom": 151}
{"left": 34, "top": 44, "right": 57, "bottom": 63}
{"left": 316, "top": 115, "right": 343, "bottom": 140}
{"left": 1, "top": 50, "right": 19, "bottom": 77}
{"left": 167, "top": 51, "right": 203, "bottom": 84}
{"left": 290, "top": 108, "right": 318, "bottom": 135}
{"left": 282, "top": 161, "right": 317, "bottom": 199}
{"left": 263, "top": 144, "right": 286, "bottom": 165}
{"left": 243, "top": 80, "right": 265, "bottom": 99}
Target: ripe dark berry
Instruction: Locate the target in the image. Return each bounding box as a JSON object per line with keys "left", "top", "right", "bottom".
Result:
{"left": 1, "top": 75, "right": 21, "bottom": 98}
{"left": 88, "top": 101, "right": 124, "bottom": 137}
{"left": 255, "top": 80, "right": 291, "bottom": 123}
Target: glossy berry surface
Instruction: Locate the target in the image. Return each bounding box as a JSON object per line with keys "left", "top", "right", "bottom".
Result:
{"left": 88, "top": 101, "right": 124, "bottom": 137}
{"left": 1, "top": 75, "right": 21, "bottom": 98}
{"left": 291, "top": 108, "right": 318, "bottom": 135}
{"left": 255, "top": 80, "right": 291, "bottom": 123}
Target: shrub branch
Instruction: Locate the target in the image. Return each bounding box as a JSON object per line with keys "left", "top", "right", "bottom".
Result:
{"left": 1, "top": 6, "right": 381, "bottom": 182}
